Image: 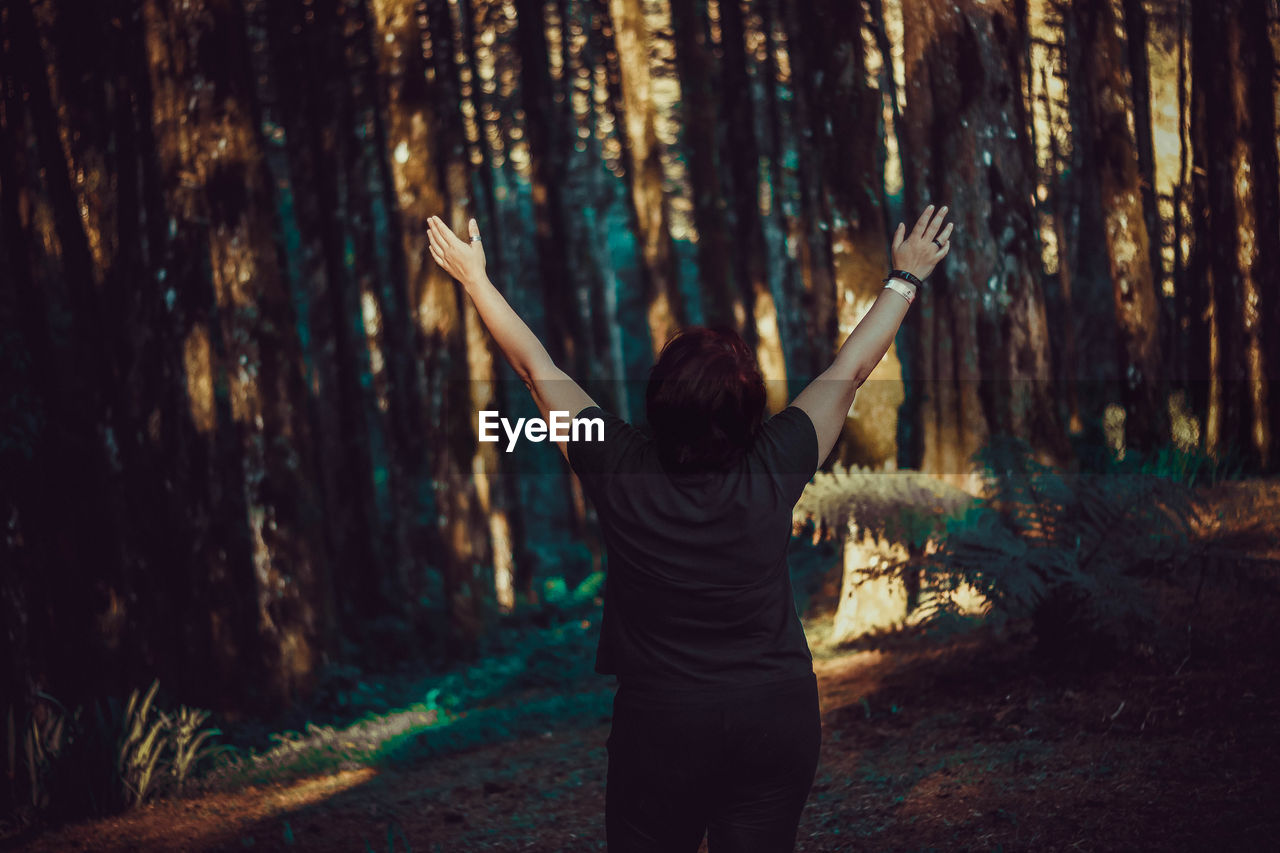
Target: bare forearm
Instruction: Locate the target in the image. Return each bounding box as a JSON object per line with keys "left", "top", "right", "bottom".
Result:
{"left": 427, "top": 214, "right": 556, "bottom": 384}
{"left": 427, "top": 216, "right": 597, "bottom": 448}
{"left": 463, "top": 273, "right": 555, "bottom": 384}
{"left": 794, "top": 287, "right": 910, "bottom": 462}
{"left": 832, "top": 286, "right": 912, "bottom": 383}
{"left": 792, "top": 203, "right": 953, "bottom": 465}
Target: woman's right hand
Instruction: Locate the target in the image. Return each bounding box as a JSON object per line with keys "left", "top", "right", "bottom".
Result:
{"left": 891, "top": 204, "right": 953, "bottom": 282}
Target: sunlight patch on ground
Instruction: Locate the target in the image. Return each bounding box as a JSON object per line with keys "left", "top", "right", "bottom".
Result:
{"left": 23, "top": 768, "right": 377, "bottom": 852}
{"left": 813, "top": 650, "right": 891, "bottom": 718}
{"left": 203, "top": 706, "right": 445, "bottom": 791}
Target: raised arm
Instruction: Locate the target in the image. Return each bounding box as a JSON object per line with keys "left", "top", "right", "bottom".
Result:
{"left": 792, "top": 204, "right": 954, "bottom": 466}
{"left": 427, "top": 215, "right": 596, "bottom": 460}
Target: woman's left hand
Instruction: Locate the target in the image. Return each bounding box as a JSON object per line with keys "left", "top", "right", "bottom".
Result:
{"left": 428, "top": 215, "right": 487, "bottom": 287}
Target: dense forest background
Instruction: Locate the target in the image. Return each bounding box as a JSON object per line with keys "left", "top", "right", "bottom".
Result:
{"left": 2, "top": 0, "right": 1278, "bottom": 729}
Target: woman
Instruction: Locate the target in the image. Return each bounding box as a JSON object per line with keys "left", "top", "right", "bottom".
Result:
{"left": 427, "top": 203, "right": 953, "bottom": 852}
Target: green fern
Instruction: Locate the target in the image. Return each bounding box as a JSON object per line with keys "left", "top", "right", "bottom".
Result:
{"left": 1111, "top": 437, "right": 1245, "bottom": 488}
{"left": 161, "top": 705, "right": 226, "bottom": 793}
{"left": 793, "top": 463, "right": 977, "bottom": 549}
{"left": 5, "top": 683, "right": 227, "bottom": 819}
{"left": 19, "top": 694, "right": 69, "bottom": 811}
{"left": 918, "top": 436, "right": 1207, "bottom": 660}
{"left": 796, "top": 436, "right": 1209, "bottom": 661}
{"left": 118, "top": 679, "right": 167, "bottom": 806}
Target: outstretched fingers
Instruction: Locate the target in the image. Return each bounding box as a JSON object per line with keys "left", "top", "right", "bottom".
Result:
{"left": 924, "top": 206, "right": 949, "bottom": 243}
{"left": 434, "top": 215, "right": 470, "bottom": 253}
{"left": 934, "top": 221, "right": 955, "bottom": 253}
{"left": 427, "top": 218, "right": 455, "bottom": 273}
{"left": 467, "top": 217, "right": 486, "bottom": 266}
{"left": 427, "top": 216, "right": 447, "bottom": 253}
{"left": 428, "top": 214, "right": 488, "bottom": 284}
{"left": 427, "top": 217, "right": 444, "bottom": 249}
{"left": 428, "top": 240, "right": 449, "bottom": 273}
{"left": 909, "top": 204, "right": 935, "bottom": 241}
{"left": 929, "top": 226, "right": 954, "bottom": 263}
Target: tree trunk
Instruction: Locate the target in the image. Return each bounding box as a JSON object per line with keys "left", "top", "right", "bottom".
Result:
{"left": 717, "top": 0, "right": 789, "bottom": 411}
{"left": 808, "top": 0, "right": 898, "bottom": 468}
{"left": 899, "top": 0, "right": 1069, "bottom": 484}
{"left": 777, "top": 0, "right": 837, "bottom": 383}
{"left": 349, "top": 0, "right": 437, "bottom": 615}
{"left": 451, "top": 0, "right": 531, "bottom": 607}
{"left": 593, "top": 0, "right": 672, "bottom": 420}
{"left": 1059, "top": 0, "right": 1121, "bottom": 435}
{"left": 670, "top": 0, "right": 738, "bottom": 328}
{"left": 1042, "top": 65, "right": 1084, "bottom": 438}
{"left": 1070, "top": 0, "right": 1167, "bottom": 451}
{"left": 1, "top": 0, "right": 154, "bottom": 710}
{"left": 0, "top": 16, "right": 109, "bottom": 716}
{"left": 260, "top": 0, "right": 395, "bottom": 650}
{"left": 717, "top": 0, "right": 769, "bottom": 356}
{"left": 1243, "top": 0, "right": 1280, "bottom": 471}
{"left": 1120, "top": 0, "right": 1164, "bottom": 295}
{"left": 606, "top": 0, "right": 685, "bottom": 356}
{"left": 510, "top": 0, "right": 600, "bottom": 587}
{"left": 1191, "top": 0, "right": 1273, "bottom": 466}
{"left": 514, "top": 0, "right": 588, "bottom": 368}
{"left": 1184, "top": 0, "right": 1213, "bottom": 429}
{"left": 143, "top": 0, "right": 333, "bottom": 706}
{"left": 1171, "top": 0, "right": 1192, "bottom": 391}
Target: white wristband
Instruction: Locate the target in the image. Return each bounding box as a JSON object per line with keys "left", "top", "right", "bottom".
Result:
{"left": 884, "top": 278, "right": 916, "bottom": 304}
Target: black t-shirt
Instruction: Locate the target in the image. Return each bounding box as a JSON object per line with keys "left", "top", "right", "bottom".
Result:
{"left": 567, "top": 404, "right": 821, "bottom": 707}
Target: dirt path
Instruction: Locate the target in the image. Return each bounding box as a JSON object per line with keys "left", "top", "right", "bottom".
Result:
{"left": 14, "top": 633, "right": 1278, "bottom": 852}
{"left": 9, "top": 649, "right": 898, "bottom": 852}
{"left": 9, "top": 478, "right": 1280, "bottom": 852}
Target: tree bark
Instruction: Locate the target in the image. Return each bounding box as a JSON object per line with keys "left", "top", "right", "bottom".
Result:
{"left": 260, "top": 0, "right": 396, "bottom": 649}
{"left": 1059, "top": 0, "right": 1121, "bottom": 434}
{"left": 349, "top": 0, "right": 437, "bottom": 614}
{"left": 1191, "top": 0, "right": 1276, "bottom": 467}
{"left": 1070, "top": 0, "right": 1167, "bottom": 451}
{"left": 670, "top": 0, "right": 737, "bottom": 328}
{"left": 1243, "top": 0, "right": 1280, "bottom": 471}
{"left": 899, "top": 0, "right": 1069, "bottom": 483}
{"left": 717, "top": 0, "right": 769, "bottom": 356}
{"left": 514, "top": 0, "right": 588, "bottom": 368}
{"left": 1171, "top": 0, "right": 1192, "bottom": 390}
{"left": 452, "top": 0, "right": 532, "bottom": 606}
{"left": 1120, "top": 0, "right": 1164, "bottom": 295}
{"left": 606, "top": 0, "right": 685, "bottom": 356}
{"left": 1184, "top": 0, "right": 1212, "bottom": 426}
{"left": 807, "top": 0, "right": 898, "bottom": 468}
{"left": 0, "top": 0, "right": 148, "bottom": 709}
{"left": 142, "top": 0, "right": 333, "bottom": 706}
{"left": 1042, "top": 66, "right": 1084, "bottom": 438}
{"left": 777, "top": 0, "right": 837, "bottom": 383}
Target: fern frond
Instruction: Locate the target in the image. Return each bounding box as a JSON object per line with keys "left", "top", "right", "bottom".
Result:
{"left": 911, "top": 437, "right": 1206, "bottom": 654}
{"left": 795, "top": 463, "right": 977, "bottom": 547}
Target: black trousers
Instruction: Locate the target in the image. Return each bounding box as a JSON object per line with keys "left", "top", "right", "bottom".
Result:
{"left": 604, "top": 673, "right": 822, "bottom": 852}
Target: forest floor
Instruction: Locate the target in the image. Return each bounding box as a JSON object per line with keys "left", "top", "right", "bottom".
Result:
{"left": 6, "top": 479, "right": 1280, "bottom": 852}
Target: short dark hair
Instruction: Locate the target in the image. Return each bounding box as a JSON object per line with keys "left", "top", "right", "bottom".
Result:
{"left": 645, "top": 325, "right": 766, "bottom": 473}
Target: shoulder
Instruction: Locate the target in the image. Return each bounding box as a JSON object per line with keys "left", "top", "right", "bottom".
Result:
{"left": 566, "top": 406, "right": 648, "bottom": 481}
{"left": 754, "top": 407, "right": 818, "bottom": 466}
{"left": 750, "top": 406, "right": 820, "bottom": 502}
